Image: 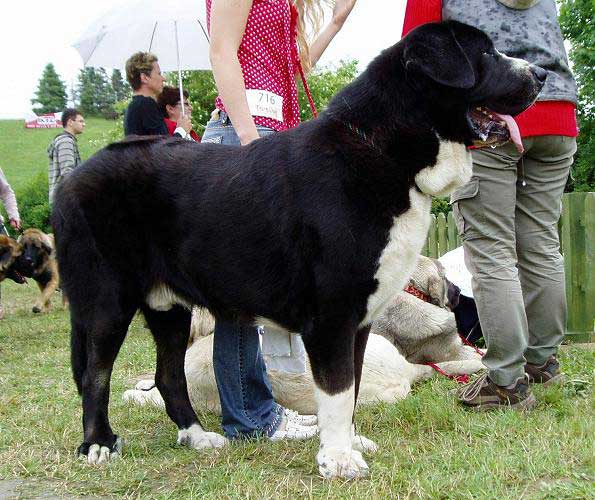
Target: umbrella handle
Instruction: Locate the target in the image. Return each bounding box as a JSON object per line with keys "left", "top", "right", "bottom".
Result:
{"left": 174, "top": 21, "right": 185, "bottom": 115}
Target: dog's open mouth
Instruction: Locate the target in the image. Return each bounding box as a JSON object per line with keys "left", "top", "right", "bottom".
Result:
{"left": 7, "top": 268, "right": 27, "bottom": 284}
{"left": 468, "top": 107, "right": 523, "bottom": 153}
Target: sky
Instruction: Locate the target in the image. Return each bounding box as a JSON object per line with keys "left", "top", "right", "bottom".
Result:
{"left": 1, "top": 0, "right": 406, "bottom": 119}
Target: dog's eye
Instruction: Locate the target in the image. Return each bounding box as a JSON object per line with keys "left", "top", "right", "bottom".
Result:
{"left": 483, "top": 51, "right": 497, "bottom": 58}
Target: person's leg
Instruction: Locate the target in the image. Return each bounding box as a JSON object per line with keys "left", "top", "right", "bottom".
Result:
{"left": 203, "top": 115, "right": 314, "bottom": 438}
{"left": 213, "top": 319, "right": 283, "bottom": 438}
{"left": 453, "top": 142, "right": 530, "bottom": 387}
{"left": 515, "top": 136, "right": 576, "bottom": 367}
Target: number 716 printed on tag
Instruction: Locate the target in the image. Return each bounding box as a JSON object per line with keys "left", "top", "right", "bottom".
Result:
{"left": 246, "top": 89, "right": 284, "bottom": 122}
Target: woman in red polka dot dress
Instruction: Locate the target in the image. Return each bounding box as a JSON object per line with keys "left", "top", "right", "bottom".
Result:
{"left": 203, "top": 0, "right": 356, "bottom": 442}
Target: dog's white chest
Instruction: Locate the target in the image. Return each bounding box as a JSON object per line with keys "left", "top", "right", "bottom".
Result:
{"left": 414, "top": 140, "right": 472, "bottom": 197}
{"left": 360, "top": 188, "right": 432, "bottom": 327}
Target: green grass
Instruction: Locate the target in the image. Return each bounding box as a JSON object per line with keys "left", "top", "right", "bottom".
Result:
{"left": 0, "top": 281, "right": 593, "bottom": 498}
{"left": 0, "top": 119, "right": 116, "bottom": 192}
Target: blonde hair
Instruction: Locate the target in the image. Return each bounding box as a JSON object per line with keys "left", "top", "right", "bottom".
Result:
{"left": 125, "top": 52, "right": 158, "bottom": 90}
{"left": 294, "top": 0, "right": 330, "bottom": 74}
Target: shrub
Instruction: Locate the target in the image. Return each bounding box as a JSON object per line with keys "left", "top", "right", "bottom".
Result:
{"left": 16, "top": 172, "right": 51, "bottom": 233}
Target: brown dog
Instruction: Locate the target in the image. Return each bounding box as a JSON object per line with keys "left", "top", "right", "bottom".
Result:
{"left": 0, "top": 235, "right": 26, "bottom": 284}
{"left": 17, "top": 229, "right": 61, "bottom": 313}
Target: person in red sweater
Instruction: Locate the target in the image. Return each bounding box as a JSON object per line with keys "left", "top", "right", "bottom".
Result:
{"left": 403, "top": 0, "right": 578, "bottom": 410}
{"left": 157, "top": 86, "right": 201, "bottom": 142}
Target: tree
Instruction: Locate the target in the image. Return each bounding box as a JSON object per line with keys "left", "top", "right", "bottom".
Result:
{"left": 559, "top": 0, "right": 595, "bottom": 192}
{"left": 111, "top": 69, "right": 131, "bottom": 102}
{"left": 95, "top": 68, "right": 117, "bottom": 118}
{"left": 77, "top": 67, "right": 96, "bottom": 115}
{"left": 297, "top": 59, "right": 359, "bottom": 121}
{"left": 77, "top": 67, "right": 117, "bottom": 118}
{"left": 31, "top": 63, "right": 67, "bottom": 114}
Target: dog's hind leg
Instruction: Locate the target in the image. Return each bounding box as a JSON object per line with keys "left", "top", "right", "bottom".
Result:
{"left": 302, "top": 318, "right": 369, "bottom": 480}
{"left": 351, "top": 326, "right": 378, "bottom": 455}
{"left": 71, "top": 296, "right": 137, "bottom": 465}
{"left": 141, "top": 306, "right": 227, "bottom": 450}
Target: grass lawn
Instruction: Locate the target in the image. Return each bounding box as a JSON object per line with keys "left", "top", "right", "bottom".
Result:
{"left": 0, "top": 280, "right": 593, "bottom": 498}
{"left": 0, "top": 119, "right": 116, "bottom": 192}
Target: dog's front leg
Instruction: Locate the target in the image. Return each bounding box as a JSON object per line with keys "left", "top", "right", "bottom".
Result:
{"left": 33, "top": 280, "right": 51, "bottom": 313}
{"left": 303, "top": 319, "right": 369, "bottom": 479}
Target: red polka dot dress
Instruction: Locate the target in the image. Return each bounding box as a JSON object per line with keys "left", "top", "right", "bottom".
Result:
{"left": 206, "top": 0, "right": 302, "bottom": 131}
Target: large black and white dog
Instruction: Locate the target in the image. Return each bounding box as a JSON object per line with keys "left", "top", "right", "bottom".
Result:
{"left": 52, "top": 21, "right": 544, "bottom": 478}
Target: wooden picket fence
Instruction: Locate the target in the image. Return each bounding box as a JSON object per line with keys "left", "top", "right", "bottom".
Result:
{"left": 421, "top": 192, "right": 594, "bottom": 343}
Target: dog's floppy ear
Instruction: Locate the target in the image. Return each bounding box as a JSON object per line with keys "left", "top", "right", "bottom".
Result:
{"left": 42, "top": 242, "right": 53, "bottom": 256}
{"left": 404, "top": 28, "right": 476, "bottom": 89}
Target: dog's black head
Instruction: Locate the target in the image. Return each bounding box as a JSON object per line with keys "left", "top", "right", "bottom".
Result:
{"left": 401, "top": 21, "right": 546, "bottom": 147}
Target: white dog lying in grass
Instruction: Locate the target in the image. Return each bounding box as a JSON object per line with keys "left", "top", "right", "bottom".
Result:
{"left": 124, "top": 256, "right": 483, "bottom": 415}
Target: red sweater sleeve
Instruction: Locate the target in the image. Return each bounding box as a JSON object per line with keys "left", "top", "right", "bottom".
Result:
{"left": 402, "top": 0, "right": 442, "bottom": 37}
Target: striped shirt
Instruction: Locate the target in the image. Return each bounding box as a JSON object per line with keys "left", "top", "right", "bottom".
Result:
{"left": 47, "top": 132, "right": 81, "bottom": 204}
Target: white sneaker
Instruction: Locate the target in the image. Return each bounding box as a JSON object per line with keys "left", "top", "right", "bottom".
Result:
{"left": 269, "top": 415, "right": 318, "bottom": 441}
{"left": 283, "top": 408, "right": 317, "bottom": 426}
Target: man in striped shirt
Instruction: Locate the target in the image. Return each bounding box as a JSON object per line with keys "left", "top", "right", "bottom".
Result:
{"left": 47, "top": 108, "right": 85, "bottom": 204}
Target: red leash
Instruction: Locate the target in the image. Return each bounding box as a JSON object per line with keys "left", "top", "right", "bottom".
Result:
{"left": 403, "top": 284, "right": 485, "bottom": 384}
{"left": 426, "top": 362, "right": 470, "bottom": 384}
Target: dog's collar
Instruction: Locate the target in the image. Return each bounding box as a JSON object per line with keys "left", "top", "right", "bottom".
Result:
{"left": 403, "top": 283, "right": 431, "bottom": 302}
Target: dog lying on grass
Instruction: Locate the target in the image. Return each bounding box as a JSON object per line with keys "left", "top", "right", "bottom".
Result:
{"left": 124, "top": 256, "right": 484, "bottom": 415}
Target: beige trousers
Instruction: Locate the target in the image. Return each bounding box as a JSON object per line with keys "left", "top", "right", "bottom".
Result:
{"left": 451, "top": 136, "right": 577, "bottom": 386}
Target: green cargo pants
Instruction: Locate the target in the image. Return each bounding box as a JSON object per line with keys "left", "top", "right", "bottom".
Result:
{"left": 451, "top": 135, "right": 577, "bottom": 386}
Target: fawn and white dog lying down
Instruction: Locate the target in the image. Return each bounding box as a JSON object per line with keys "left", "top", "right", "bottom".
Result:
{"left": 124, "top": 256, "right": 484, "bottom": 415}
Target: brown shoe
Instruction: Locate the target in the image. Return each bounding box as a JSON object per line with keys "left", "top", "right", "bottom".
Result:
{"left": 525, "top": 356, "right": 565, "bottom": 386}
{"left": 456, "top": 372, "right": 537, "bottom": 411}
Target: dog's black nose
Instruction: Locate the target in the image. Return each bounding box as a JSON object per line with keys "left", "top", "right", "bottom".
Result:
{"left": 531, "top": 65, "right": 547, "bottom": 83}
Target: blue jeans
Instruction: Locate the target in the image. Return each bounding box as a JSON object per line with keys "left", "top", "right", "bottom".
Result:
{"left": 202, "top": 111, "right": 283, "bottom": 438}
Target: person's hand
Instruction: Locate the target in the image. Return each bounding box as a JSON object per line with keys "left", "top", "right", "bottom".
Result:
{"left": 332, "top": 0, "right": 357, "bottom": 28}
{"left": 178, "top": 114, "right": 193, "bottom": 133}
{"left": 9, "top": 218, "right": 21, "bottom": 231}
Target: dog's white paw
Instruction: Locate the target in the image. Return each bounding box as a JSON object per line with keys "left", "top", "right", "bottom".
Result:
{"left": 317, "top": 448, "right": 369, "bottom": 479}
{"left": 352, "top": 434, "right": 378, "bottom": 454}
{"left": 177, "top": 424, "right": 228, "bottom": 450}
{"left": 81, "top": 437, "right": 123, "bottom": 465}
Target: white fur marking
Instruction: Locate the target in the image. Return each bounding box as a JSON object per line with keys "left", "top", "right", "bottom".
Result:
{"left": 146, "top": 284, "right": 192, "bottom": 311}
{"left": 361, "top": 188, "right": 432, "bottom": 327}
{"left": 316, "top": 384, "right": 369, "bottom": 479}
{"left": 415, "top": 140, "right": 472, "bottom": 197}
{"left": 177, "top": 423, "right": 228, "bottom": 449}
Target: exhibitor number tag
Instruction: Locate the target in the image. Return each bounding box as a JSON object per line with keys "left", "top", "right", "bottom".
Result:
{"left": 246, "top": 89, "right": 284, "bottom": 122}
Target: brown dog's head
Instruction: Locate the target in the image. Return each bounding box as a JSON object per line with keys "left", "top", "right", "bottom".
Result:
{"left": 0, "top": 235, "right": 26, "bottom": 284}
{"left": 17, "top": 228, "right": 53, "bottom": 277}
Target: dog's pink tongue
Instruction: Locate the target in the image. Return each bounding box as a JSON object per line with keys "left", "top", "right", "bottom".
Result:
{"left": 494, "top": 113, "right": 524, "bottom": 153}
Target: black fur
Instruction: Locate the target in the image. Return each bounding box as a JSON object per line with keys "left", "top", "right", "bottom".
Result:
{"left": 52, "top": 21, "right": 544, "bottom": 457}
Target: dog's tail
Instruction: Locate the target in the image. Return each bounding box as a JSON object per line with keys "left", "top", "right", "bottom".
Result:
{"left": 51, "top": 188, "right": 96, "bottom": 395}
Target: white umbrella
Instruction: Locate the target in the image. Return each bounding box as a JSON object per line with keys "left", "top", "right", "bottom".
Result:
{"left": 73, "top": 0, "right": 210, "bottom": 114}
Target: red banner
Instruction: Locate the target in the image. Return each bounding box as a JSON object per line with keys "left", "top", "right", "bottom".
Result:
{"left": 25, "top": 113, "right": 62, "bottom": 129}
